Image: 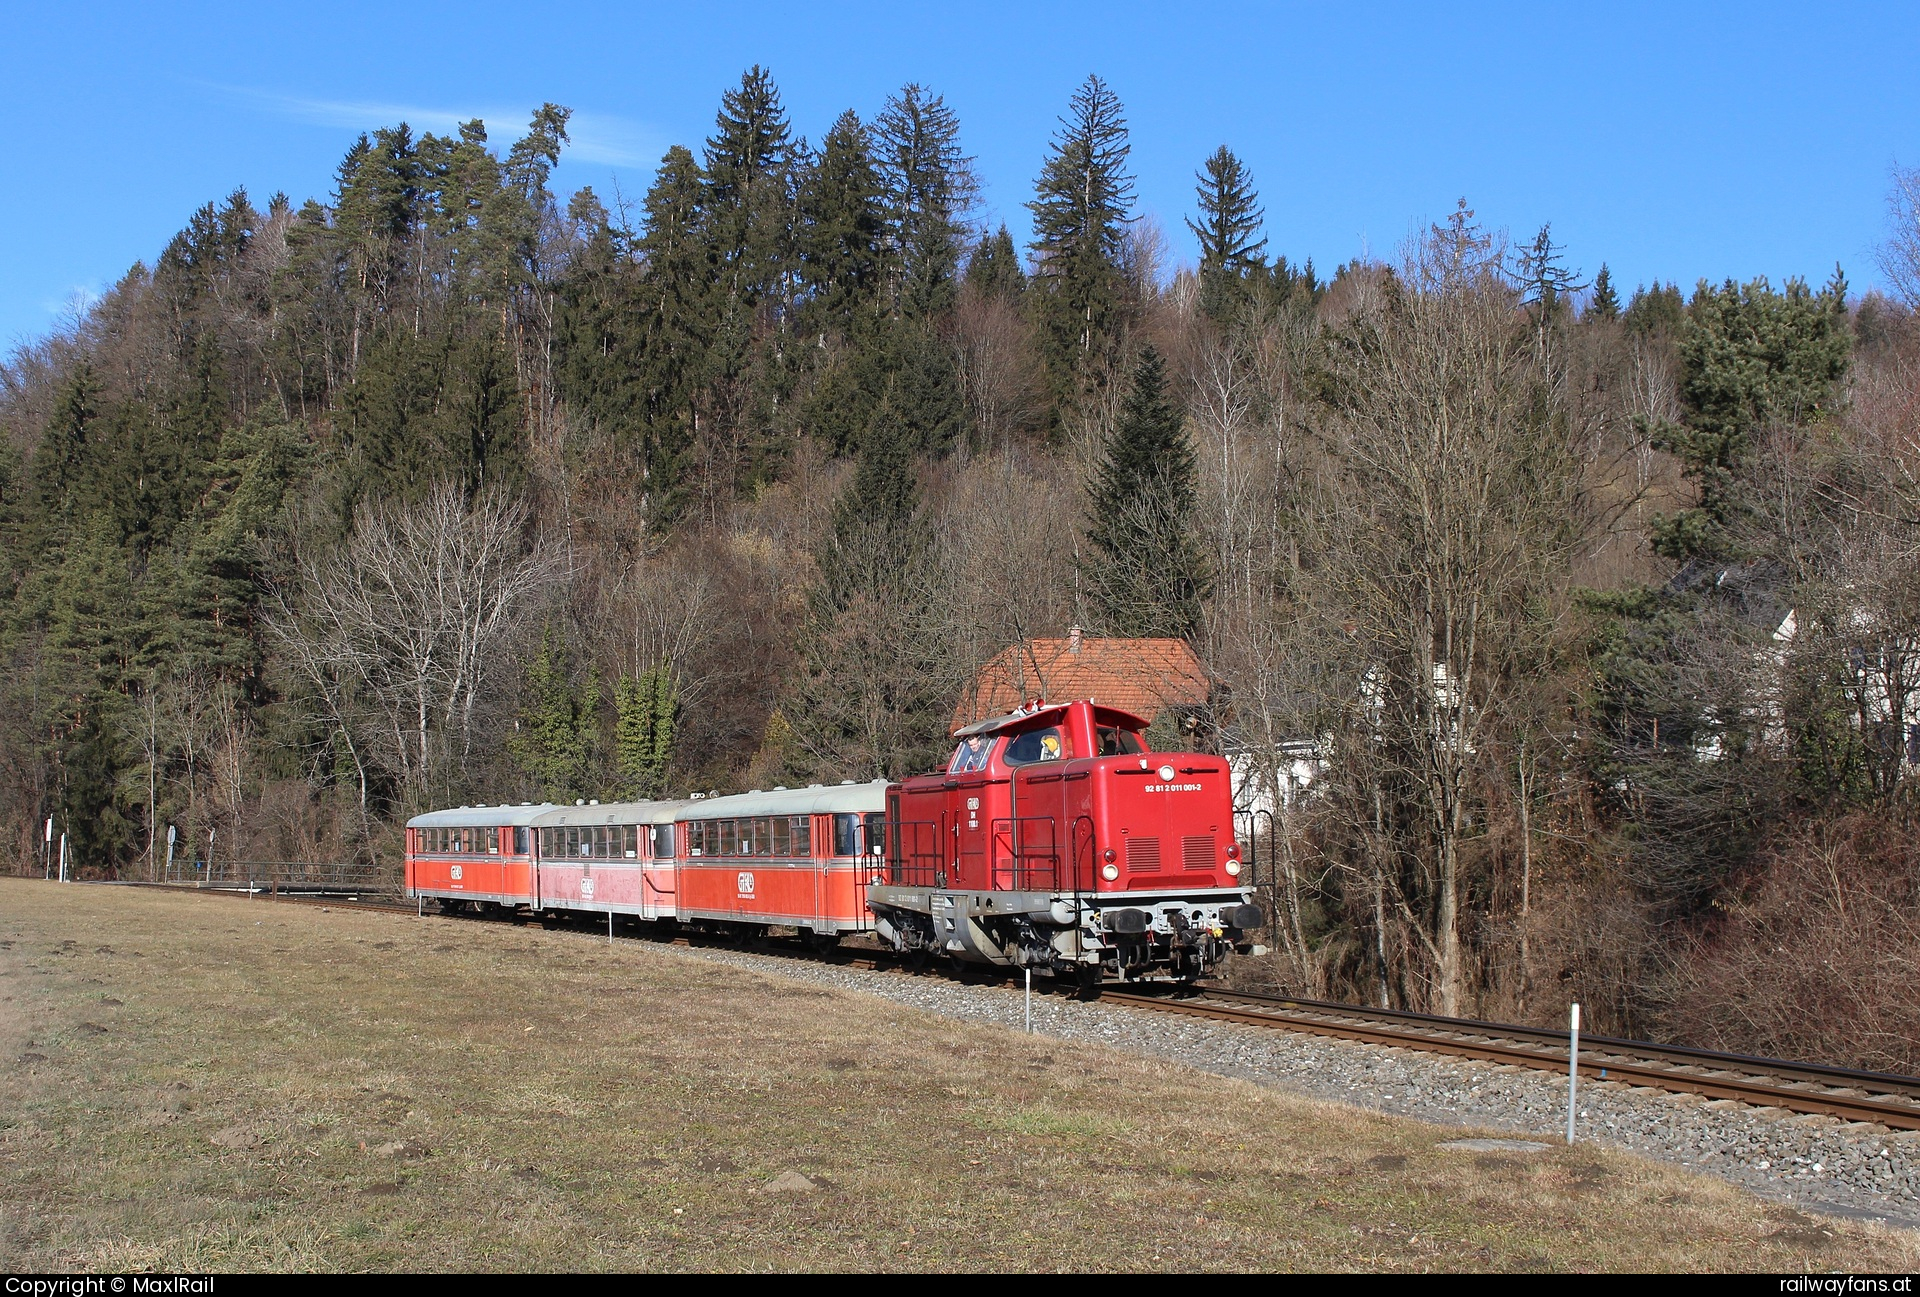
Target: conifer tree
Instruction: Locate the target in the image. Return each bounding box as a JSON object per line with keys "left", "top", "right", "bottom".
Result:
{"left": 1081, "top": 347, "right": 1208, "bottom": 638}
{"left": 703, "top": 66, "right": 794, "bottom": 306}
{"left": 872, "top": 84, "right": 974, "bottom": 318}
{"left": 614, "top": 664, "right": 677, "bottom": 799}
{"left": 1650, "top": 275, "right": 1851, "bottom": 561}
{"left": 510, "top": 627, "right": 601, "bottom": 802}
{"left": 1589, "top": 263, "right": 1621, "bottom": 320}
{"left": 821, "top": 402, "right": 924, "bottom": 611}
{"left": 965, "top": 225, "right": 1026, "bottom": 301}
{"left": 1187, "top": 145, "right": 1266, "bottom": 324}
{"left": 798, "top": 111, "right": 886, "bottom": 332}
{"left": 1028, "top": 75, "right": 1135, "bottom": 405}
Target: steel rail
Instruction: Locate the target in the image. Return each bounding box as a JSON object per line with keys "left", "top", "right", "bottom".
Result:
{"left": 1182, "top": 989, "right": 1920, "bottom": 1101}
{"left": 1097, "top": 989, "right": 1920, "bottom": 1131}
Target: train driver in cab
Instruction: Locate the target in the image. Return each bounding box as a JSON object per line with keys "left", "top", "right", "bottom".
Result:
{"left": 950, "top": 733, "right": 992, "bottom": 773}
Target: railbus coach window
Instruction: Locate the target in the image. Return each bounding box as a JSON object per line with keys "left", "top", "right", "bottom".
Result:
{"left": 515, "top": 827, "right": 529, "bottom": 855}
{"left": 863, "top": 812, "right": 885, "bottom": 856}
{"left": 757, "top": 817, "right": 774, "bottom": 856}
{"left": 717, "top": 820, "right": 735, "bottom": 857}
{"left": 490, "top": 828, "right": 501, "bottom": 854}
{"left": 623, "top": 825, "right": 638, "bottom": 858}
{"left": 771, "top": 817, "right": 789, "bottom": 856}
{"left": 792, "top": 816, "right": 812, "bottom": 856}
{"left": 653, "top": 825, "right": 675, "bottom": 858}
{"left": 833, "top": 813, "right": 858, "bottom": 858}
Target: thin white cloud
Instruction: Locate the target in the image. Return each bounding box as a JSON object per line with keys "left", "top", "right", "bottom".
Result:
{"left": 200, "top": 83, "right": 663, "bottom": 170}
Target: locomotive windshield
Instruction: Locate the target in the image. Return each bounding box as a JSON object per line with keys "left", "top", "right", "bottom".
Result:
{"left": 1003, "top": 726, "right": 1071, "bottom": 766}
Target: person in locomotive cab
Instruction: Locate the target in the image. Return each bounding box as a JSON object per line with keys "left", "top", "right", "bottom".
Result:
{"left": 1038, "top": 733, "right": 1062, "bottom": 761}
{"left": 951, "top": 734, "right": 991, "bottom": 773}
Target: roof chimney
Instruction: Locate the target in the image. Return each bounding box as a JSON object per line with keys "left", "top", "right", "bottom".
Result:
{"left": 1068, "top": 624, "right": 1083, "bottom": 653}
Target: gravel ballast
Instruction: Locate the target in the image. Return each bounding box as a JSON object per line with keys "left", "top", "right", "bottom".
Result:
{"left": 664, "top": 938, "right": 1920, "bottom": 1230}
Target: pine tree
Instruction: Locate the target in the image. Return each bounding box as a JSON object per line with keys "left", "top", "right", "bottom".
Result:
{"left": 1081, "top": 347, "right": 1209, "bottom": 638}
{"left": 1187, "top": 145, "right": 1266, "bottom": 324}
{"left": 1028, "top": 75, "right": 1135, "bottom": 405}
{"left": 872, "top": 84, "right": 974, "bottom": 318}
{"left": 614, "top": 664, "right": 677, "bottom": 799}
{"left": 1589, "top": 263, "right": 1621, "bottom": 321}
{"left": 510, "top": 627, "right": 601, "bottom": 802}
{"left": 1651, "top": 275, "right": 1851, "bottom": 561}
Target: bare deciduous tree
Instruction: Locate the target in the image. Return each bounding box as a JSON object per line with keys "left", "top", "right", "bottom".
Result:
{"left": 267, "top": 485, "right": 561, "bottom": 811}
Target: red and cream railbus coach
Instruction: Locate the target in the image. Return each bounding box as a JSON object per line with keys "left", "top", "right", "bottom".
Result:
{"left": 406, "top": 802, "right": 556, "bottom": 911}
{"left": 671, "top": 781, "right": 888, "bottom": 943}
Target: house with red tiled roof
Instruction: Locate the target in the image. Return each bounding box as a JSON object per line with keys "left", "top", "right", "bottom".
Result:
{"left": 954, "top": 627, "right": 1212, "bottom": 746}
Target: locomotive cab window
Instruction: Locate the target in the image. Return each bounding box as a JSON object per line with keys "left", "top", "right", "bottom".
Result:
{"left": 1096, "top": 725, "right": 1144, "bottom": 756}
{"left": 1003, "top": 726, "right": 1071, "bottom": 766}
{"left": 948, "top": 734, "right": 995, "bottom": 773}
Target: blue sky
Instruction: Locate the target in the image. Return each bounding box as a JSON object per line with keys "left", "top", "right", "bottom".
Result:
{"left": 6, "top": 1, "right": 1919, "bottom": 349}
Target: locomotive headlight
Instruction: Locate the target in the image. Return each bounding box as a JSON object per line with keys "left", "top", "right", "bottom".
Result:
{"left": 1100, "top": 863, "right": 1119, "bottom": 881}
{"left": 1224, "top": 858, "right": 1242, "bottom": 877}
{"left": 1158, "top": 764, "right": 1177, "bottom": 781}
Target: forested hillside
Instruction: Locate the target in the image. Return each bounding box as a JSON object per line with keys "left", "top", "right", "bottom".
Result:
{"left": 6, "top": 67, "right": 1920, "bottom": 1064}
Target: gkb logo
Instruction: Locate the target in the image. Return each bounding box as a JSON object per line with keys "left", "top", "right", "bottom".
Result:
{"left": 737, "top": 871, "right": 756, "bottom": 897}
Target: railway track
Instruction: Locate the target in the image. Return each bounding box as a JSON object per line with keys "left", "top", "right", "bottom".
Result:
{"left": 1099, "top": 986, "right": 1920, "bottom": 1132}
{"left": 131, "top": 882, "right": 1920, "bottom": 1131}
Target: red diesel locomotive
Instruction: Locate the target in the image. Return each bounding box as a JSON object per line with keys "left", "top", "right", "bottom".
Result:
{"left": 403, "top": 698, "right": 1262, "bottom": 981}
{"left": 871, "top": 699, "right": 1263, "bottom": 981}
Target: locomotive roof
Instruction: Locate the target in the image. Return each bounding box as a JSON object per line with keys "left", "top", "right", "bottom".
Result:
{"left": 950, "top": 699, "right": 1151, "bottom": 739}
{"left": 407, "top": 803, "right": 560, "bottom": 828}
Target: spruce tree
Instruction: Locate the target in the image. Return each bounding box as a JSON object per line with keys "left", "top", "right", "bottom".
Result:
{"left": 510, "top": 627, "right": 601, "bottom": 802}
{"left": 965, "top": 225, "right": 1026, "bottom": 301}
{"left": 1187, "top": 145, "right": 1266, "bottom": 324}
{"left": 798, "top": 110, "right": 886, "bottom": 333}
{"left": 1589, "top": 263, "right": 1621, "bottom": 320}
{"left": 822, "top": 403, "right": 924, "bottom": 611}
{"left": 614, "top": 664, "right": 677, "bottom": 799}
{"left": 872, "top": 84, "right": 974, "bottom": 318}
{"left": 1027, "top": 75, "right": 1135, "bottom": 405}
{"left": 703, "top": 66, "right": 794, "bottom": 306}
{"left": 1081, "top": 347, "right": 1208, "bottom": 638}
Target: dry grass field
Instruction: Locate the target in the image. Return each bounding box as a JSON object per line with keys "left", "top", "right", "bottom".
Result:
{"left": 1, "top": 878, "right": 1913, "bottom": 1273}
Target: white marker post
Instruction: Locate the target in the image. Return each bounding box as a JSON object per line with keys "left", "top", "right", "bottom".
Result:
{"left": 1025, "top": 967, "right": 1032, "bottom": 1033}
{"left": 43, "top": 817, "right": 52, "bottom": 880}
{"left": 1567, "top": 1002, "right": 1582, "bottom": 1145}
{"left": 608, "top": 909, "right": 614, "bottom": 946}
{"left": 58, "top": 832, "right": 67, "bottom": 883}
{"left": 165, "top": 825, "right": 175, "bottom": 883}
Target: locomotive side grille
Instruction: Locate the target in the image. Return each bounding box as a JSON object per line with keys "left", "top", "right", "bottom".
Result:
{"left": 1182, "top": 834, "right": 1216, "bottom": 872}
{"left": 1125, "top": 836, "right": 1162, "bottom": 872}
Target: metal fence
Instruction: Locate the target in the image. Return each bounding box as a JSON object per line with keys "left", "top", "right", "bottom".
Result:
{"left": 160, "top": 859, "right": 401, "bottom": 895}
